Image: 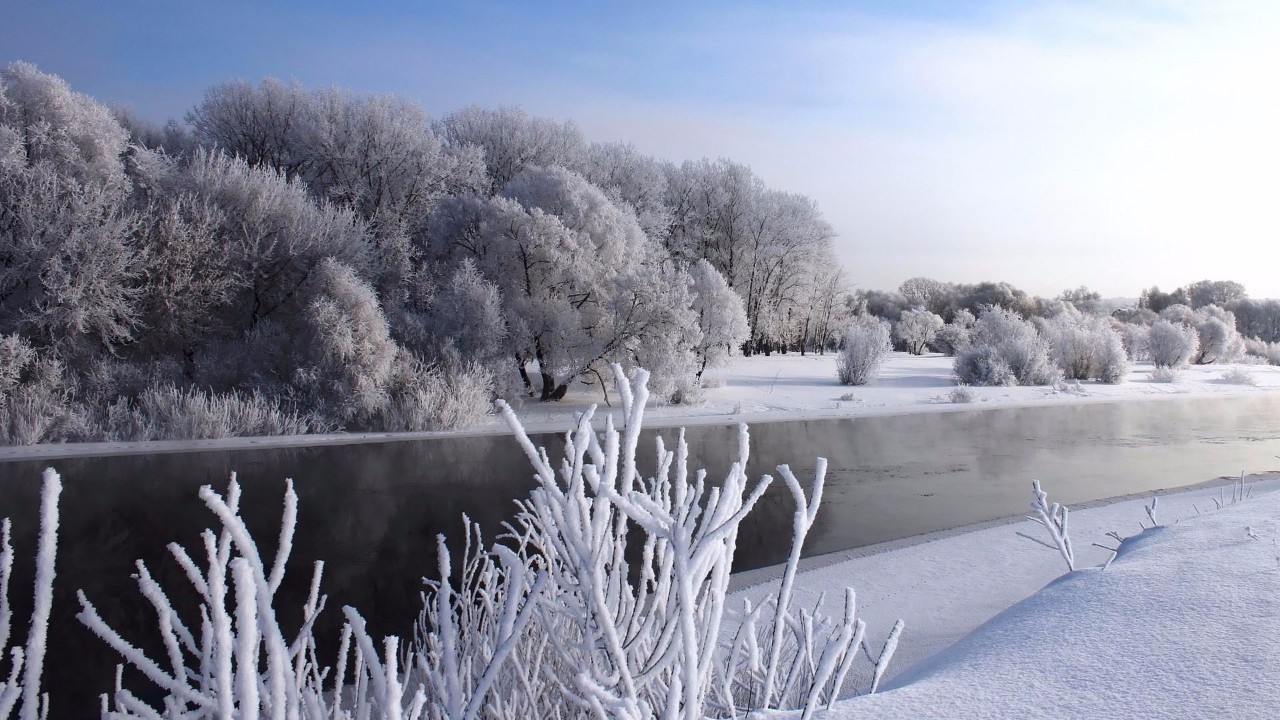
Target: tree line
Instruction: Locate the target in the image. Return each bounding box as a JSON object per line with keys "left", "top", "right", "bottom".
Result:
{"left": 0, "top": 63, "right": 847, "bottom": 443}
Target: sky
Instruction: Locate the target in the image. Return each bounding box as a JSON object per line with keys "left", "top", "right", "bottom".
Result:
{"left": 4, "top": 0, "right": 1280, "bottom": 298}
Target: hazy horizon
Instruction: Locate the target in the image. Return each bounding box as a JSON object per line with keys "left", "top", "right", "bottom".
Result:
{"left": 6, "top": 0, "right": 1278, "bottom": 298}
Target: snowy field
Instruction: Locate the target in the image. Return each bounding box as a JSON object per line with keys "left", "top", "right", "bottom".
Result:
{"left": 741, "top": 473, "right": 1280, "bottom": 718}
{"left": 506, "top": 352, "right": 1280, "bottom": 433}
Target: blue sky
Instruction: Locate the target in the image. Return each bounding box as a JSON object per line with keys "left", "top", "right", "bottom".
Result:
{"left": 5, "top": 1, "right": 1280, "bottom": 297}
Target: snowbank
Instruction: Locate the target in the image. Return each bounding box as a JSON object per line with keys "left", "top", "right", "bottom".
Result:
{"left": 749, "top": 475, "right": 1280, "bottom": 718}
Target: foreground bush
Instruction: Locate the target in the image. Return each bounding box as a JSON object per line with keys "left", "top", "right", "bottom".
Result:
{"left": 954, "top": 307, "right": 1055, "bottom": 386}
{"left": 837, "top": 318, "right": 893, "bottom": 385}
{"left": 10, "top": 366, "right": 903, "bottom": 717}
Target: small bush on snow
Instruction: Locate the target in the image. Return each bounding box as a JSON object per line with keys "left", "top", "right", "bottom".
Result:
{"left": 1220, "top": 367, "right": 1258, "bottom": 386}
{"left": 954, "top": 307, "right": 1055, "bottom": 386}
{"left": 948, "top": 385, "right": 977, "bottom": 403}
{"left": 837, "top": 317, "right": 892, "bottom": 385}
{"left": 954, "top": 344, "right": 1013, "bottom": 386}
{"left": 1151, "top": 366, "right": 1181, "bottom": 383}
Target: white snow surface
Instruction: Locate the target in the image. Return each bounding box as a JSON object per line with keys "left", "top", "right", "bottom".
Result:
{"left": 508, "top": 352, "right": 1280, "bottom": 434}
{"left": 5, "top": 353, "right": 1277, "bottom": 458}
{"left": 743, "top": 475, "right": 1280, "bottom": 719}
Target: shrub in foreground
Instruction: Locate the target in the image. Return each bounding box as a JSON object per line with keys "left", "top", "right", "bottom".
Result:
{"left": 12, "top": 366, "right": 905, "bottom": 717}
{"left": 837, "top": 318, "right": 892, "bottom": 385}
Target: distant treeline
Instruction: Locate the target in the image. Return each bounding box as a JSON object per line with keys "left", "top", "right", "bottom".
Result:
{"left": 0, "top": 62, "right": 847, "bottom": 443}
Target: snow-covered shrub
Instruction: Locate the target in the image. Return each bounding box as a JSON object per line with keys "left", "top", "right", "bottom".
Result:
{"left": 1147, "top": 320, "right": 1199, "bottom": 368}
{"left": 894, "top": 309, "right": 943, "bottom": 355}
{"left": 1159, "top": 303, "right": 1199, "bottom": 326}
{"left": 74, "top": 365, "right": 899, "bottom": 718}
{"left": 1119, "top": 322, "right": 1151, "bottom": 362}
{"left": 293, "top": 258, "right": 397, "bottom": 422}
{"left": 1150, "top": 366, "right": 1181, "bottom": 383}
{"left": 418, "top": 258, "right": 509, "bottom": 379}
{"left": 948, "top": 385, "right": 977, "bottom": 403}
{"left": 0, "top": 468, "right": 61, "bottom": 719}
{"left": 497, "top": 366, "right": 900, "bottom": 716}
{"left": 1244, "top": 337, "right": 1280, "bottom": 365}
{"left": 127, "top": 385, "right": 330, "bottom": 440}
{"left": 377, "top": 351, "right": 494, "bottom": 432}
{"left": 0, "top": 354, "right": 91, "bottom": 445}
{"left": 954, "top": 344, "right": 1013, "bottom": 386}
{"left": 1220, "top": 368, "right": 1258, "bottom": 386}
{"left": 79, "top": 475, "right": 438, "bottom": 719}
{"left": 1192, "top": 316, "right": 1245, "bottom": 365}
{"left": 933, "top": 322, "right": 971, "bottom": 357}
{"left": 836, "top": 318, "right": 891, "bottom": 385}
{"left": 954, "top": 307, "right": 1055, "bottom": 386}
{"left": 1043, "top": 315, "right": 1130, "bottom": 383}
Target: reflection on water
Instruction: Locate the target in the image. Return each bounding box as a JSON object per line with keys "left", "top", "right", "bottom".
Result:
{"left": 2, "top": 395, "right": 1280, "bottom": 716}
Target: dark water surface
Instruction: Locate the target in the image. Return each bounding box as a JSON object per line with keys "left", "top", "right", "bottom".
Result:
{"left": 3, "top": 395, "right": 1280, "bottom": 716}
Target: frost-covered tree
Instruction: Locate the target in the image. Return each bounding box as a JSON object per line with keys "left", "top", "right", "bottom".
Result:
{"left": 175, "top": 149, "right": 372, "bottom": 332}
{"left": 1185, "top": 279, "right": 1246, "bottom": 309}
{"left": 430, "top": 166, "right": 696, "bottom": 400}
{"left": 0, "top": 65, "right": 143, "bottom": 360}
{"left": 0, "top": 61, "right": 130, "bottom": 185}
{"left": 894, "top": 309, "right": 944, "bottom": 355}
{"left": 415, "top": 258, "right": 508, "bottom": 379}
{"left": 1147, "top": 319, "right": 1199, "bottom": 368}
{"left": 187, "top": 77, "right": 312, "bottom": 175}
{"left": 573, "top": 141, "right": 673, "bottom": 239}
{"left": 1192, "top": 316, "right": 1245, "bottom": 365}
{"left": 1156, "top": 304, "right": 1244, "bottom": 365}
{"left": 934, "top": 307, "right": 977, "bottom": 357}
{"left": 665, "top": 160, "right": 837, "bottom": 355}
{"left": 688, "top": 259, "right": 749, "bottom": 378}
{"left": 1118, "top": 322, "right": 1151, "bottom": 362}
{"left": 955, "top": 307, "right": 1055, "bottom": 386}
{"left": 438, "top": 105, "right": 584, "bottom": 194}
{"left": 1060, "top": 285, "right": 1103, "bottom": 315}
{"left": 836, "top": 317, "right": 891, "bottom": 386}
{"left": 292, "top": 258, "right": 396, "bottom": 421}
{"left": 1159, "top": 303, "right": 1199, "bottom": 327}
{"left": 1232, "top": 299, "right": 1280, "bottom": 343}
{"left": 133, "top": 193, "right": 242, "bottom": 364}
{"left": 0, "top": 162, "right": 142, "bottom": 358}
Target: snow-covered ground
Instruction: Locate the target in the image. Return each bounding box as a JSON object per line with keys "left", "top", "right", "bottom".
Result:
{"left": 4, "top": 353, "right": 1277, "bottom": 459}
{"left": 506, "top": 353, "right": 1280, "bottom": 433}
{"left": 740, "top": 473, "right": 1280, "bottom": 718}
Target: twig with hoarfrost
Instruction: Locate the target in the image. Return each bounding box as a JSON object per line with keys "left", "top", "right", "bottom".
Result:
{"left": 0, "top": 469, "right": 60, "bottom": 720}
{"left": 1026, "top": 480, "right": 1075, "bottom": 572}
